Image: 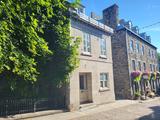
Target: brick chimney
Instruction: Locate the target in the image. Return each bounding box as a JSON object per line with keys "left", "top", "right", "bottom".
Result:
{"left": 103, "top": 4, "right": 119, "bottom": 29}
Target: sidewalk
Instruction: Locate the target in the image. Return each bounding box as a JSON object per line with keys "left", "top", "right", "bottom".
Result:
{"left": 1, "top": 97, "right": 160, "bottom": 120}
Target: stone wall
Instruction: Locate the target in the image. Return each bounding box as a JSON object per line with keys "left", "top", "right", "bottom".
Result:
{"left": 112, "top": 30, "right": 132, "bottom": 99}
{"left": 126, "top": 31, "right": 158, "bottom": 73}
{"left": 103, "top": 4, "right": 119, "bottom": 29}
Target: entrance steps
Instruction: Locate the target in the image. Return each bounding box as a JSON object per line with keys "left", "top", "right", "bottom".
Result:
{"left": 79, "top": 103, "right": 97, "bottom": 111}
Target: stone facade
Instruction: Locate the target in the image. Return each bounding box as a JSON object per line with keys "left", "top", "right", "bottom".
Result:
{"left": 159, "top": 61, "right": 160, "bottom": 71}
{"left": 103, "top": 4, "right": 159, "bottom": 99}
{"left": 67, "top": 10, "right": 115, "bottom": 111}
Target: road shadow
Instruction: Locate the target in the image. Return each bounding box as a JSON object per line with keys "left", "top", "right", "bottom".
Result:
{"left": 137, "top": 106, "right": 160, "bottom": 120}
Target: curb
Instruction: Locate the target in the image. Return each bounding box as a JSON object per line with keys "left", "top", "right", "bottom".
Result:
{"left": 2, "top": 97, "right": 160, "bottom": 120}
{"left": 6, "top": 110, "right": 65, "bottom": 120}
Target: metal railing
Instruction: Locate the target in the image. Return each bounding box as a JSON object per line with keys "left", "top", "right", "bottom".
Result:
{"left": 76, "top": 12, "right": 113, "bottom": 33}
{"left": 0, "top": 97, "right": 65, "bottom": 116}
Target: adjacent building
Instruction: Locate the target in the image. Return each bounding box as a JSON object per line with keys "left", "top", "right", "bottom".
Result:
{"left": 159, "top": 60, "right": 160, "bottom": 71}
{"left": 103, "top": 4, "right": 159, "bottom": 99}
{"left": 67, "top": 5, "right": 115, "bottom": 111}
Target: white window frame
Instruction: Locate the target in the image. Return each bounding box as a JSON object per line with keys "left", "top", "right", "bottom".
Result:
{"left": 100, "top": 73, "right": 109, "bottom": 89}
{"left": 141, "top": 45, "right": 145, "bottom": 55}
{"left": 130, "top": 40, "right": 134, "bottom": 52}
{"left": 83, "top": 32, "right": 91, "bottom": 55}
{"left": 132, "top": 60, "right": 136, "bottom": 71}
{"left": 136, "top": 42, "right": 140, "bottom": 53}
{"left": 143, "top": 62, "right": 146, "bottom": 71}
{"left": 138, "top": 61, "right": 141, "bottom": 71}
{"left": 153, "top": 65, "right": 156, "bottom": 72}
{"left": 100, "top": 38, "right": 107, "bottom": 58}
{"left": 149, "top": 49, "right": 151, "bottom": 57}
{"left": 151, "top": 51, "right": 154, "bottom": 58}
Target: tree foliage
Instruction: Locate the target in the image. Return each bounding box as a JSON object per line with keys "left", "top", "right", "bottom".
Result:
{"left": 0, "top": 0, "right": 81, "bottom": 95}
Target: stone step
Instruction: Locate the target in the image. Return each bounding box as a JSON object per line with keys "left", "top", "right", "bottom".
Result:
{"left": 79, "top": 103, "right": 97, "bottom": 111}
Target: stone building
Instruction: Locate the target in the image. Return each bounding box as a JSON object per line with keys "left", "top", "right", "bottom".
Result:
{"left": 67, "top": 5, "right": 115, "bottom": 111}
{"left": 103, "top": 4, "right": 159, "bottom": 99}
{"left": 159, "top": 60, "right": 160, "bottom": 71}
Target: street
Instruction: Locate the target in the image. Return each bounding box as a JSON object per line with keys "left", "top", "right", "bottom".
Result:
{"left": 22, "top": 99, "right": 160, "bottom": 120}
{"left": 72, "top": 100, "right": 160, "bottom": 120}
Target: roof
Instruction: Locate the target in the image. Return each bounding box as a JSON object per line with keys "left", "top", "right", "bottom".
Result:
{"left": 116, "top": 25, "right": 157, "bottom": 49}
{"left": 70, "top": 11, "right": 114, "bottom": 34}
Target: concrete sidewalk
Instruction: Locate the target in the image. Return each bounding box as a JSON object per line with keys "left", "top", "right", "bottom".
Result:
{"left": 1, "top": 97, "right": 160, "bottom": 120}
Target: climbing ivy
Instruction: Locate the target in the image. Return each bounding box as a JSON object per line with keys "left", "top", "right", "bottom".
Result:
{"left": 0, "top": 0, "right": 81, "bottom": 95}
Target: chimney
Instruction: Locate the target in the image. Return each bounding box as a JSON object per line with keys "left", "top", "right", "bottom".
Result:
{"left": 119, "top": 19, "right": 126, "bottom": 25}
{"left": 140, "top": 32, "right": 147, "bottom": 39}
{"left": 124, "top": 21, "right": 132, "bottom": 29}
{"left": 103, "top": 4, "right": 119, "bottom": 29}
{"left": 132, "top": 26, "right": 139, "bottom": 34}
{"left": 146, "top": 36, "right": 151, "bottom": 43}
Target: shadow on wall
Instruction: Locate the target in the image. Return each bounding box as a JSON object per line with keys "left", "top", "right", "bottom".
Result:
{"left": 137, "top": 106, "right": 160, "bottom": 120}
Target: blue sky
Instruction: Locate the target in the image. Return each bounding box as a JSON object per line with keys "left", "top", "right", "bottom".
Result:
{"left": 79, "top": 0, "right": 160, "bottom": 52}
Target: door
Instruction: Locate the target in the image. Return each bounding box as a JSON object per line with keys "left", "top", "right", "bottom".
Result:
{"left": 79, "top": 73, "right": 89, "bottom": 104}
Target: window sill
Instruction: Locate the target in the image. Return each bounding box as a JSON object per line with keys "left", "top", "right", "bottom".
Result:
{"left": 99, "top": 88, "right": 110, "bottom": 92}
{"left": 99, "top": 55, "right": 107, "bottom": 59}
{"left": 80, "top": 89, "right": 88, "bottom": 92}
{"left": 81, "top": 52, "right": 92, "bottom": 57}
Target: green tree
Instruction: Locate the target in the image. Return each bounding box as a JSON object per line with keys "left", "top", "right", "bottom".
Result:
{"left": 0, "top": 0, "right": 80, "bottom": 97}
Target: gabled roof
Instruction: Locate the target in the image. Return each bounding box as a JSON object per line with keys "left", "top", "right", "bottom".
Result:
{"left": 116, "top": 25, "right": 157, "bottom": 49}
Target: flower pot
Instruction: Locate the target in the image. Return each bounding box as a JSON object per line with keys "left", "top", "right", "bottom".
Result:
{"left": 142, "top": 75, "right": 149, "bottom": 80}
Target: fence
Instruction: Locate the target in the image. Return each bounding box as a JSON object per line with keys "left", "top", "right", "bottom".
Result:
{"left": 0, "top": 97, "right": 65, "bottom": 116}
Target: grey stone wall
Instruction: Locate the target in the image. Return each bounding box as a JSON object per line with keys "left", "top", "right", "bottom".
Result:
{"left": 103, "top": 4, "right": 119, "bottom": 29}
{"left": 126, "top": 31, "right": 158, "bottom": 73}
{"left": 103, "top": 4, "right": 159, "bottom": 99}
{"left": 112, "top": 30, "right": 131, "bottom": 99}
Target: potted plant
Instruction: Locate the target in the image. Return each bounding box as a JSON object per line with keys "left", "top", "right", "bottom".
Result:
{"left": 150, "top": 72, "right": 156, "bottom": 80}
{"left": 142, "top": 71, "right": 150, "bottom": 80}
{"left": 131, "top": 71, "right": 141, "bottom": 82}
{"left": 134, "top": 91, "right": 141, "bottom": 100}
{"left": 156, "top": 72, "right": 160, "bottom": 79}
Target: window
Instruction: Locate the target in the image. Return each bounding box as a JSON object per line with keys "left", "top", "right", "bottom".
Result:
{"left": 148, "top": 49, "right": 151, "bottom": 57}
{"left": 132, "top": 60, "right": 136, "bottom": 71}
{"left": 79, "top": 74, "right": 87, "bottom": 90}
{"left": 150, "top": 64, "right": 153, "bottom": 72}
{"left": 100, "top": 38, "right": 107, "bottom": 56}
{"left": 100, "top": 73, "right": 108, "bottom": 88}
{"left": 143, "top": 62, "right": 146, "bottom": 71}
{"left": 138, "top": 61, "right": 141, "bottom": 71}
{"left": 130, "top": 40, "right": 134, "bottom": 51}
{"left": 136, "top": 42, "right": 140, "bottom": 53}
{"left": 141, "top": 45, "right": 145, "bottom": 55}
{"left": 153, "top": 65, "right": 155, "bottom": 72}
{"left": 83, "top": 32, "right": 91, "bottom": 54}
{"left": 152, "top": 51, "right": 154, "bottom": 58}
